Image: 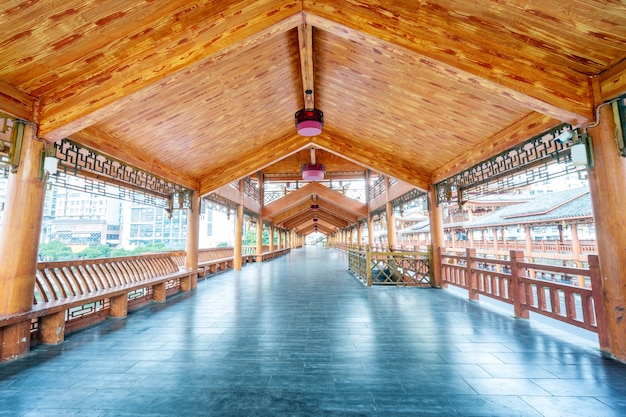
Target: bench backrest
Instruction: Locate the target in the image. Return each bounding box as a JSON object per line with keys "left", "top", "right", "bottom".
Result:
{"left": 34, "top": 253, "right": 181, "bottom": 304}
{"left": 198, "top": 247, "right": 234, "bottom": 263}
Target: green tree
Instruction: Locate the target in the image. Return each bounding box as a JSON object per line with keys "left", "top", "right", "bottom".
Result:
{"left": 39, "top": 240, "right": 74, "bottom": 261}
{"left": 77, "top": 244, "right": 111, "bottom": 259}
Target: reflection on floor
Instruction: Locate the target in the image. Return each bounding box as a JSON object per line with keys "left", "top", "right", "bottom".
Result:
{"left": 1, "top": 246, "right": 626, "bottom": 416}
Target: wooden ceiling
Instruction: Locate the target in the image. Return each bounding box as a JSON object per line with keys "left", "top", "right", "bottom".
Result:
{"left": 1, "top": 0, "right": 626, "bottom": 234}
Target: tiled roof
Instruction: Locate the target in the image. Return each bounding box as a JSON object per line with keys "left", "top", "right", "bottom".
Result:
{"left": 396, "top": 187, "right": 592, "bottom": 233}
{"left": 467, "top": 188, "right": 591, "bottom": 228}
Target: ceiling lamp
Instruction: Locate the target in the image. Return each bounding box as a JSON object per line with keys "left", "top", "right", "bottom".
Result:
{"left": 301, "top": 148, "right": 325, "bottom": 181}
{"left": 295, "top": 90, "right": 323, "bottom": 136}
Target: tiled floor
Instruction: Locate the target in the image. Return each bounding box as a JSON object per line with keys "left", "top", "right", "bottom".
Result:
{"left": 1, "top": 246, "right": 626, "bottom": 416}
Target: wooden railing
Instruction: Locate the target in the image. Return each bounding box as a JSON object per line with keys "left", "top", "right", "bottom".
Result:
{"left": 347, "top": 246, "right": 432, "bottom": 287}
{"left": 439, "top": 247, "right": 609, "bottom": 351}
{"left": 0, "top": 251, "right": 196, "bottom": 347}
{"left": 173, "top": 246, "right": 290, "bottom": 277}
{"left": 0, "top": 245, "right": 295, "bottom": 357}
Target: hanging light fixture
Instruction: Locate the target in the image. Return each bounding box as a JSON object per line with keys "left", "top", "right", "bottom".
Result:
{"left": 295, "top": 90, "right": 323, "bottom": 136}
{"left": 301, "top": 147, "right": 325, "bottom": 181}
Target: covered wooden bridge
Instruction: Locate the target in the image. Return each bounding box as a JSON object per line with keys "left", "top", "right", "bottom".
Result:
{"left": 2, "top": 0, "right": 626, "bottom": 369}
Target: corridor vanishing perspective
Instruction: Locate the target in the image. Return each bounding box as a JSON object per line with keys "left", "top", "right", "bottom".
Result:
{"left": 1, "top": 246, "right": 625, "bottom": 417}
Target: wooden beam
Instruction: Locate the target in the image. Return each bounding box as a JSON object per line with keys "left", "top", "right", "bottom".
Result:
{"left": 71, "top": 127, "right": 199, "bottom": 191}
{"left": 312, "top": 129, "right": 430, "bottom": 190}
{"left": 298, "top": 23, "right": 315, "bottom": 108}
{"left": 305, "top": 8, "right": 591, "bottom": 124}
{"left": 263, "top": 181, "right": 367, "bottom": 219}
{"left": 600, "top": 59, "right": 626, "bottom": 102}
{"left": 39, "top": 2, "right": 303, "bottom": 140}
{"left": 0, "top": 81, "right": 35, "bottom": 121}
{"left": 283, "top": 210, "right": 347, "bottom": 230}
{"left": 200, "top": 133, "right": 310, "bottom": 196}
{"left": 430, "top": 112, "right": 562, "bottom": 183}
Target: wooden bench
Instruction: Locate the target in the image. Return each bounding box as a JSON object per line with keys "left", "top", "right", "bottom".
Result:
{"left": 0, "top": 252, "right": 196, "bottom": 345}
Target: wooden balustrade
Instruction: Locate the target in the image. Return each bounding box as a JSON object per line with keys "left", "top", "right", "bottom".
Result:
{"left": 0, "top": 251, "right": 196, "bottom": 347}
{"left": 438, "top": 247, "right": 608, "bottom": 350}
{"left": 0, "top": 245, "right": 295, "bottom": 356}
{"left": 347, "top": 246, "right": 432, "bottom": 287}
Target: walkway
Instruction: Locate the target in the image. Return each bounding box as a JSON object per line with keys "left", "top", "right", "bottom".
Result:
{"left": 1, "top": 246, "right": 626, "bottom": 416}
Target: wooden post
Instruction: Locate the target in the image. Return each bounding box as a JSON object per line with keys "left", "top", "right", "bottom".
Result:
{"left": 587, "top": 102, "right": 626, "bottom": 362}
{"left": 184, "top": 191, "right": 200, "bottom": 290}
{"left": 0, "top": 124, "right": 45, "bottom": 360}
{"left": 257, "top": 172, "right": 265, "bottom": 261}
{"left": 109, "top": 294, "right": 128, "bottom": 318}
{"left": 234, "top": 179, "right": 244, "bottom": 271}
{"left": 492, "top": 228, "right": 500, "bottom": 251}
{"left": 467, "top": 248, "right": 479, "bottom": 301}
{"left": 366, "top": 245, "right": 372, "bottom": 287}
{"left": 569, "top": 222, "right": 585, "bottom": 286}
{"left": 509, "top": 250, "right": 529, "bottom": 319}
{"left": 385, "top": 176, "right": 396, "bottom": 250}
{"left": 428, "top": 183, "right": 445, "bottom": 288}
{"left": 256, "top": 216, "right": 263, "bottom": 262}
{"left": 356, "top": 223, "right": 362, "bottom": 249}
{"left": 365, "top": 170, "right": 374, "bottom": 249}
{"left": 153, "top": 282, "right": 167, "bottom": 302}
{"left": 589, "top": 254, "right": 610, "bottom": 353}
{"left": 39, "top": 311, "right": 65, "bottom": 344}
{"left": 269, "top": 223, "right": 275, "bottom": 252}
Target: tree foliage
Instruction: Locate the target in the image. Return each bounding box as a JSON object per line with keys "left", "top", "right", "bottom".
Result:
{"left": 39, "top": 240, "right": 74, "bottom": 261}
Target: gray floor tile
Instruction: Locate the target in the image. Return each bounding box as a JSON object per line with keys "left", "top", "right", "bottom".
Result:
{"left": 1, "top": 246, "right": 626, "bottom": 416}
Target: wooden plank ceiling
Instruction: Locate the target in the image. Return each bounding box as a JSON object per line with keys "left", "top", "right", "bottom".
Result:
{"left": 1, "top": 0, "right": 626, "bottom": 234}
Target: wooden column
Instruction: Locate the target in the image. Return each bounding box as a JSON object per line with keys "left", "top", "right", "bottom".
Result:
{"left": 256, "top": 216, "right": 263, "bottom": 262}
{"left": 492, "top": 228, "right": 500, "bottom": 251}
{"left": 184, "top": 191, "right": 200, "bottom": 290}
{"left": 524, "top": 224, "right": 535, "bottom": 277}
{"left": 385, "top": 176, "right": 396, "bottom": 250}
{"left": 0, "top": 124, "right": 46, "bottom": 360}
{"left": 234, "top": 180, "right": 244, "bottom": 271}
{"left": 269, "top": 223, "right": 275, "bottom": 252}
{"left": 569, "top": 222, "right": 584, "bottom": 287}
{"left": 428, "top": 183, "right": 445, "bottom": 288}
{"left": 365, "top": 170, "right": 374, "bottom": 248}
{"left": 587, "top": 103, "right": 626, "bottom": 361}
{"left": 256, "top": 173, "right": 264, "bottom": 262}
{"left": 356, "top": 222, "right": 362, "bottom": 249}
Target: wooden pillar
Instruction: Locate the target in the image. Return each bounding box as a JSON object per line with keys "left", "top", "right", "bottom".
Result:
{"left": 492, "top": 228, "right": 500, "bottom": 251}
{"left": 184, "top": 191, "right": 200, "bottom": 290}
{"left": 234, "top": 180, "right": 244, "bottom": 271}
{"left": 256, "top": 216, "right": 263, "bottom": 262}
{"left": 569, "top": 222, "right": 585, "bottom": 287}
{"left": 587, "top": 102, "right": 626, "bottom": 361}
{"left": 256, "top": 173, "right": 264, "bottom": 262}
{"left": 0, "top": 124, "right": 45, "bottom": 360}
{"left": 428, "top": 183, "right": 445, "bottom": 288}
{"left": 269, "top": 223, "right": 275, "bottom": 252}
{"left": 356, "top": 222, "right": 362, "bottom": 249}
{"left": 365, "top": 170, "right": 374, "bottom": 249}
{"left": 524, "top": 224, "right": 535, "bottom": 277}
{"left": 385, "top": 176, "right": 396, "bottom": 250}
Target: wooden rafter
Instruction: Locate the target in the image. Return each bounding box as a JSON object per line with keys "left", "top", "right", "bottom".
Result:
{"left": 305, "top": 4, "right": 592, "bottom": 124}
{"left": 298, "top": 22, "right": 315, "bottom": 108}
{"left": 39, "top": 2, "right": 303, "bottom": 140}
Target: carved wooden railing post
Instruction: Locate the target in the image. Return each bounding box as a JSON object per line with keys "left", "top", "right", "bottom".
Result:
{"left": 467, "top": 248, "right": 479, "bottom": 301}
{"left": 509, "top": 250, "right": 529, "bottom": 319}
{"left": 589, "top": 254, "right": 610, "bottom": 354}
